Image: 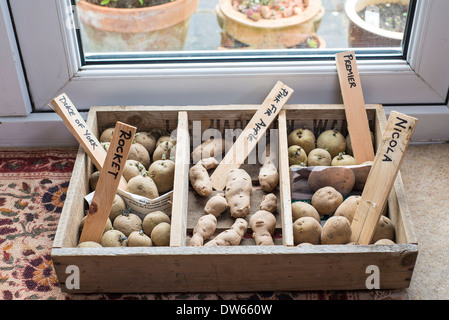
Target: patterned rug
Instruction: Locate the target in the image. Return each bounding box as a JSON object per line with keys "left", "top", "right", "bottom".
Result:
{"left": 0, "top": 148, "right": 407, "bottom": 300}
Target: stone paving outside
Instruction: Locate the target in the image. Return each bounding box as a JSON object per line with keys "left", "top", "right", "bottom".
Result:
{"left": 183, "top": 0, "right": 350, "bottom": 50}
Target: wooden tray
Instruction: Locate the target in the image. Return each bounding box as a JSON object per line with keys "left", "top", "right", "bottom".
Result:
{"left": 51, "top": 104, "right": 418, "bottom": 293}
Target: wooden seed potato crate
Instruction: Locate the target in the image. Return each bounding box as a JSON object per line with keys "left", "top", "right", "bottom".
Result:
{"left": 51, "top": 104, "right": 418, "bottom": 293}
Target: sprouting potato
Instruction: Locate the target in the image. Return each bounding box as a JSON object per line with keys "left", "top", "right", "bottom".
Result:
{"left": 287, "top": 128, "right": 316, "bottom": 155}
{"left": 148, "top": 159, "right": 175, "bottom": 194}
{"left": 316, "top": 129, "right": 346, "bottom": 159}
{"left": 331, "top": 153, "right": 358, "bottom": 166}
{"left": 307, "top": 148, "right": 332, "bottom": 167}
{"left": 288, "top": 145, "right": 307, "bottom": 166}
{"left": 127, "top": 174, "right": 159, "bottom": 199}
{"left": 134, "top": 132, "right": 157, "bottom": 155}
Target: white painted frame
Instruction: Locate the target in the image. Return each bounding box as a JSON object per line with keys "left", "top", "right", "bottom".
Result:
{"left": 0, "top": 0, "right": 448, "bottom": 146}
{"left": 0, "top": 0, "right": 31, "bottom": 117}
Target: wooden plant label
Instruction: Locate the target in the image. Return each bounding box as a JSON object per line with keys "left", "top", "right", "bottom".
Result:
{"left": 336, "top": 51, "right": 375, "bottom": 164}
{"left": 350, "top": 111, "right": 418, "bottom": 245}
{"left": 79, "top": 121, "right": 136, "bottom": 244}
{"left": 50, "top": 93, "right": 106, "bottom": 171}
{"left": 50, "top": 93, "right": 127, "bottom": 191}
{"left": 210, "top": 81, "right": 294, "bottom": 191}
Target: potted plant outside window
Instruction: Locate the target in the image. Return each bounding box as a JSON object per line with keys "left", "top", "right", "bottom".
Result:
{"left": 216, "top": 0, "right": 325, "bottom": 49}
{"left": 345, "top": 0, "right": 410, "bottom": 48}
{"left": 77, "top": 0, "right": 199, "bottom": 52}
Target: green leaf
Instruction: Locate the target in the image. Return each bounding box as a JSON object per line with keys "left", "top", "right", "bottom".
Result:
{"left": 100, "top": 0, "right": 111, "bottom": 5}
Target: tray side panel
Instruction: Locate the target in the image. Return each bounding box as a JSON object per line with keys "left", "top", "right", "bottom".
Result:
{"left": 52, "top": 245, "right": 418, "bottom": 293}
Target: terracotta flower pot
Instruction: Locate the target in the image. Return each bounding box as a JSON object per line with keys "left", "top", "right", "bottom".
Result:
{"left": 216, "top": 0, "right": 324, "bottom": 49}
{"left": 345, "top": 0, "right": 409, "bottom": 47}
{"left": 77, "top": 0, "right": 199, "bottom": 52}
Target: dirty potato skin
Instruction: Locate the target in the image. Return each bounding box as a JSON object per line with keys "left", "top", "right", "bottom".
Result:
{"left": 371, "top": 215, "right": 395, "bottom": 244}
{"left": 151, "top": 222, "right": 171, "bottom": 246}
{"left": 334, "top": 195, "right": 361, "bottom": 224}
{"left": 320, "top": 216, "right": 352, "bottom": 245}
{"left": 128, "top": 230, "right": 153, "bottom": 247}
{"left": 204, "top": 193, "right": 229, "bottom": 217}
{"left": 134, "top": 132, "right": 157, "bottom": 155}
{"left": 311, "top": 186, "right": 343, "bottom": 216}
{"left": 316, "top": 129, "right": 346, "bottom": 159}
{"left": 189, "top": 214, "right": 217, "bottom": 246}
{"left": 127, "top": 174, "right": 159, "bottom": 199}
{"left": 288, "top": 145, "right": 308, "bottom": 166}
{"left": 100, "top": 229, "right": 128, "bottom": 247}
{"left": 142, "top": 211, "right": 170, "bottom": 236}
{"left": 113, "top": 212, "right": 142, "bottom": 237}
{"left": 291, "top": 201, "right": 321, "bottom": 223}
{"left": 249, "top": 210, "right": 277, "bottom": 246}
{"left": 148, "top": 159, "right": 175, "bottom": 194}
{"left": 307, "top": 148, "right": 332, "bottom": 167}
{"left": 189, "top": 163, "right": 213, "bottom": 197}
{"left": 293, "top": 217, "right": 322, "bottom": 245}
{"left": 308, "top": 166, "right": 355, "bottom": 196}
{"left": 287, "top": 128, "right": 316, "bottom": 155}
{"left": 128, "top": 143, "right": 151, "bottom": 169}
{"left": 225, "top": 169, "right": 252, "bottom": 219}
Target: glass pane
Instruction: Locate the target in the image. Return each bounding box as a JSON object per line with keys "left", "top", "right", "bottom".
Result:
{"left": 74, "top": 0, "right": 414, "bottom": 62}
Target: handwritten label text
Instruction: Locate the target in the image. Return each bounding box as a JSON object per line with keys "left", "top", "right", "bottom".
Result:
{"left": 108, "top": 129, "right": 133, "bottom": 179}
{"left": 382, "top": 117, "right": 408, "bottom": 162}
{"left": 343, "top": 54, "right": 357, "bottom": 89}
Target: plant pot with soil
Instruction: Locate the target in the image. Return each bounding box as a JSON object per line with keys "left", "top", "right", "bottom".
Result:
{"left": 345, "top": 0, "right": 410, "bottom": 48}
{"left": 216, "top": 0, "right": 325, "bottom": 49}
{"left": 77, "top": 0, "right": 199, "bottom": 52}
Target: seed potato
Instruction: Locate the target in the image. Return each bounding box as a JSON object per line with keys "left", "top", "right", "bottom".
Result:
{"left": 113, "top": 213, "right": 142, "bottom": 237}
{"left": 122, "top": 159, "right": 146, "bottom": 182}
{"left": 331, "top": 153, "right": 358, "bottom": 166}
{"left": 293, "top": 217, "right": 322, "bottom": 245}
{"left": 308, "top": 166, "right": 355, "bottom": 196}
{"left": 307, "top": 148, "right": 332, "bottom": 167}
{"left": 109, "top": 194, "right": 127, "bottom": 222}
{"left": 371, "top": 216, "right": 395, "bottom": 244}
{"left": 153, "top": 141, "right": 176, "bottom": 162}
{"left": 128, "top": 143, "right": 151, "bottom": 169}
{"left": 291, "top": 201, "right": 321, "bottom": 223}
{"left": 100, "top": 229, "right": 128, "bottom": 247}
{"left": 128, "top": 230, "right": 153, "bottom": 247}
{"left": 142, "top": 211, "right": 171, "bottom": 236}
{"left": 288, "top": 145, "right": 308, "bottom": 166}
{"left": 79, "top": 216, "right": 112, "bottom": 234}
{"left": 316, "top": 129, "right": 346, "bottom": 159}
{"left": 127, "top": 174, "right": 159, "bottom": 199}
{"left": 77, "top": 241, "right": 102, "bottom": 248}
{"left": 311, "top": 186, "right": 343, "bottom": 216}
{"left": 374, "top": 239, "right": 396, "bottom": 245}
{"left": 99, "top": 127, "right": 114, "bottom": 143}
{"left": 148, "top": 159, "right": 175, "bottom": 194}
{"left": 134, "top": 132, "right": 157, "bottom": 155}
{"left": 287, "top": 128, "right": 316, "bottom": 154}
{"left": 321, "top": 216, "right": 352, "bottom": 245}
{"left": 334, "top": 195, "right": 361, "bottom": 224}
{"left": 151, "top": 222, "right": 171, "bottom": 246}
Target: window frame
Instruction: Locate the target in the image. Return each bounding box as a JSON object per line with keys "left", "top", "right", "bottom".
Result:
{"left": 0, "top": 0, "right": 448, "bottom": 146}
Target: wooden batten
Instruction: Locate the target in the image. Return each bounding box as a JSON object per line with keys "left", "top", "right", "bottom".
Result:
{"left": 277, "top": 110, "right": 294, "bottom": 246}
{"left": 169, "top": 111, "right": 190, "bottom": 247}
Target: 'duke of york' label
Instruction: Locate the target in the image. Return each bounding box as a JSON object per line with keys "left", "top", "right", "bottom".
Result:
{"left": 79, "top": 121, "right": 136, "bottom": 244}
{"left": 50, "top": 94, "right": 106, "bottom": 171}
{"left": 336, "top": 51, "right": 375, "bottom": 165}
{"left": 350, "top": 111, "right": 418, "bottom": 245}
